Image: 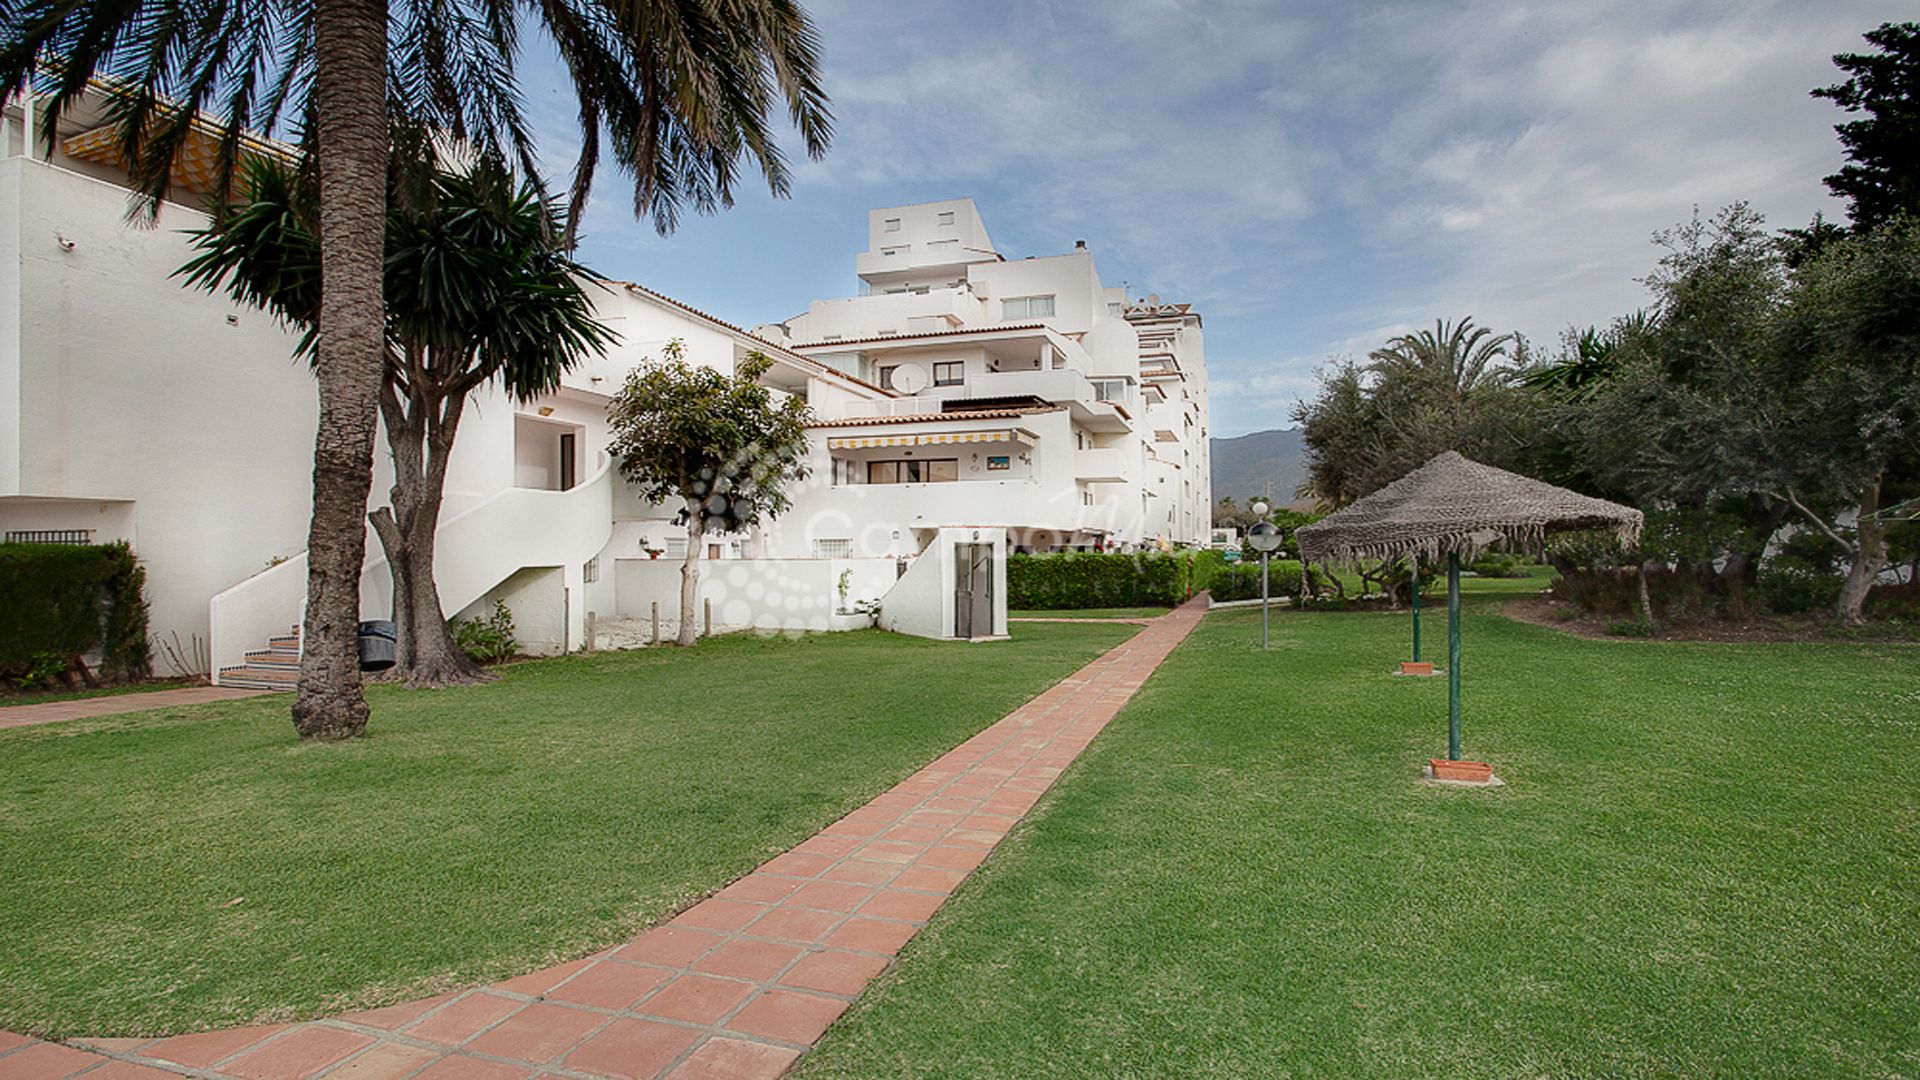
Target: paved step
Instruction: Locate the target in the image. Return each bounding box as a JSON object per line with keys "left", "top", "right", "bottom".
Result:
{"left": 218, "top": 666, "right": 297, "bottom": 692}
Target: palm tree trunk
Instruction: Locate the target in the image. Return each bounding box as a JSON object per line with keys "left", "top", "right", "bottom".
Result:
{"left": 291, "top": 0, "right": 388, "bottom": 741}
{"left": 678, "top": 508, "right": 705, "bottom": 646}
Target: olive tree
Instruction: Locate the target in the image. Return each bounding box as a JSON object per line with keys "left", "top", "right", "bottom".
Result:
{"left": 606, "top": 344, "right": 812, "bottom": 645}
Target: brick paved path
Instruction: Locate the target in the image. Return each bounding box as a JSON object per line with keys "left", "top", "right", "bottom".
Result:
{"left": 0, "top": 687, "right": 270, "bottom": 730}
{"left": 0, "top": 597, "right": 1208, "bottom": 1080}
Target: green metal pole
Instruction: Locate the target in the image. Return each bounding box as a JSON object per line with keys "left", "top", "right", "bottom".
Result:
{"left": 1447, "top": 553, "right": 1462, "bottom": 761}
{"left": 1260, "top": 551, "right": 1270, "bottom": 651}
{"left": 1411, "top": 555, "right": 1422, "bottom": 662}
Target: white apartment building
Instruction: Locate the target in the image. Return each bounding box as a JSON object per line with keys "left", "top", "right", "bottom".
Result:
{"left": 1, "top": 100, "right": 1201, "bottom": 680}
{"left": 753, "top": 198, "right": 1211, "bottom": 557}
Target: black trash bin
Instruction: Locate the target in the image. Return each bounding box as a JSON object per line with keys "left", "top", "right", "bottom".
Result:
{"left": 357, "top": 620, "right": 397, "bottom": 672}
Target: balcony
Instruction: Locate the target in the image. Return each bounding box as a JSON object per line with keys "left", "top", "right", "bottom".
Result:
{"left": 1075, "top": 447, "right": 1131, "bottom": 484}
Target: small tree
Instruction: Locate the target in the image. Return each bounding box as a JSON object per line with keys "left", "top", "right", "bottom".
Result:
{"left": 607, "top": 344, "right": 812, "bottom": 645}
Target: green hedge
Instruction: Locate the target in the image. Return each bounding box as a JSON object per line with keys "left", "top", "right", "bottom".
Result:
{"left": 1203, "top": 560, "right": 1304, "bottom": 602}
{"left": 0, "top": 543, "right": 150, "bottom": 681}
{"left": 1006, "top": 549, "right": 1274, "bottom": 609}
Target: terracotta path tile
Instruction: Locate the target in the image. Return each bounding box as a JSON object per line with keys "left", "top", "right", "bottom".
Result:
{"left": 724, "top": 989, "right": 849, "bottom": 1044}
{"left": 778, "top": 951, "right": 892, "bottom": 996}
{"left": 316, "top": 1041, "right": 438, "bottom": 1078}
{"left": 409, "top": 1056, "right": 530, "bottom": 1080}
{"left": 664, "top": 1037, "right": 801, "bottom": 1080}
{"left": 634, "top": 975, "right": 755, "bottom": 1026}
{"left": 142, "top": 1024, "right": 289, "bottom": 1069}
{"left": 337, "top": 993, "right": 454, "bottom": 1031}
{"left": 492, "top": 957, "right": 593, "bottom": 997}
{"left": 463, "top": 1002, "right": 604, "bottom": 1064}
{"left": 83, "top": 1061, "right": 190, "bottom": 1079}
{"left": 562, "top": 1017, "right": 701, "bottom": 1080}
{"left": 221, "top": 1026, "right": 373, "bottom": 1079}
{"left": 544, "top": 960, "right": 674, "bottom": 1011}
{"left": 614, "top": 927, "right": 724, "bottom": 968}
{"left": 690, "top": 939, "right": 803, "bottom": 982}
{"left": 821, "top": 916, "right": 919, "bottom": 956}
{"left": 0, "top": 1041, "right": 102, "bottom": 1078}
{"left": 401, "top": 992, "right": 522, "bottom": 1046}
{"left": 0, "top": 599, "right": 1208, "bottom": 1080}
{"left": 741, "top": 906, "right": 841, "bottom": 945}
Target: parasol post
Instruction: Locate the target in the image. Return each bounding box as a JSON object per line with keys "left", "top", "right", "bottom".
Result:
{"left": 1447, "top": 553, "right": 1462, "bottom": 761}
{"left": 1411, "top": 554, "right": 1422, "bottom": 662}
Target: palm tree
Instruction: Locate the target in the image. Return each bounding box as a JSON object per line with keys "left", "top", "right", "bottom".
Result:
{"left": 1, "top": 0, "right": 831, "bottom": 739}
{"left": 1367, "top": 317, "right": 1517, "bottom": 400}
{"left": 181, "top": 155, "right": 616, "bottom": 687}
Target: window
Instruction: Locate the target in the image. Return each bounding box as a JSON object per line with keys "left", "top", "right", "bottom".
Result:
{"left": 812, "top": 538, "right": 853, "bottom": 558}
{"left": 884, "top": 217, "right": 901, "bottom": 232}
{"left": 881, "top": 244, "right": 908, "bottom": 256}
{"left": 928, "top": 238, "right": 958, "bottom": 250}
{"left": 937, "top": 211, "right": 955, "bottom": 226}
{"left": 867, "top": 458, "right": 959, "bottom": 484}
{"left": 1092, "top": 379, "right": 1127, "bottom": 403}
{"left": 583, "top": 556, "right": 599, "bottom": 584}
{"left": 707, "top": 543, "right": 723, "bottom": 560}
{"left": 877, "top": 365, "right": 899, "bottom": 390}
{"left": 1002, "top": 295, "right": 1056, "bottom": 320}
{"left": 933, "top": 361, "right": 964, "bottom": 386}
{"left": 666, "top": 537, "right": 688, "bottom": 558}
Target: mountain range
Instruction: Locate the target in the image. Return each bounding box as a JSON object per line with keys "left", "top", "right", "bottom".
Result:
{"left": 1209, "top": 427, "right": 1308, "bottom": 507}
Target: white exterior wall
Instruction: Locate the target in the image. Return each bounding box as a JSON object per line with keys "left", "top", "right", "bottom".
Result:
{"left": 0, "top": 153, "right": 320, "bottom": 656}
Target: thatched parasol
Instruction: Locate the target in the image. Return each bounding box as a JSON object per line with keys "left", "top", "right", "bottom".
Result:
{"left": 1294, "top": 451, "right": 1642, "bottom": 566}
{"left": 1294, "top": 452, "right": 1643, "bottom": 772}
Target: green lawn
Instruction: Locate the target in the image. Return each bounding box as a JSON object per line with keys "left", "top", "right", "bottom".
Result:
{"left": 0, "top": 678, "right": 196, "bottom": 707}
{"left": 0, "top": 622, "right": 1134, "bottom": 1038}
{"left": 804, "top": 597, "right": 1919, "bottom": 1077}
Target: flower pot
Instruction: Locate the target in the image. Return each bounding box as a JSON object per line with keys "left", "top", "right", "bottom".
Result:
{"left": 1428, "top": 758, "right": 1493, "bottom": 783}
{"left": 1399, "top": 661, "right": 1435, "bottom": 676}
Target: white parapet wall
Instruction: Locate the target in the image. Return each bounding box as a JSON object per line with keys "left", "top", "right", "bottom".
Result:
{"left": 612, "top": 555, "right": 899, "bottom": 634}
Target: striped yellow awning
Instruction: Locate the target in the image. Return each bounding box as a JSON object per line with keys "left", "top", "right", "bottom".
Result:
{"left": 915, "top": 428, "right": 1034, "bottom": 446}
{"left": 827, "top": 434, "right": 918, "bottom": 449}
{"left": 62, "top": 122, "right": 292, "bottom": 195}
{"left": 829, "top": 428, "right": 1037, "bottom": 451}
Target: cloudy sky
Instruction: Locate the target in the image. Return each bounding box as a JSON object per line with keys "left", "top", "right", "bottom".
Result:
{"left": 523, "top": 0, "right": 1906, "bottom": 438}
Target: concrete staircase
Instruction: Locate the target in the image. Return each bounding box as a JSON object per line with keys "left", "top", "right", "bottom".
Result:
{"left": 217, "top": 626, "right": 300, "bottom": 691}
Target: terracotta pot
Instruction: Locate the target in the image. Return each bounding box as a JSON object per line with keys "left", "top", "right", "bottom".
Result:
{"left": 1429, "top": 758, "right": 1493, "bottom": 783}
{"left": 1400, "top": 661, "right": 1435, "bottom": 676}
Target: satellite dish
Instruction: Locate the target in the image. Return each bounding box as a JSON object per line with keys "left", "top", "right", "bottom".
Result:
{"left": 891, "top": 363, "right": 928, "bottom": 393}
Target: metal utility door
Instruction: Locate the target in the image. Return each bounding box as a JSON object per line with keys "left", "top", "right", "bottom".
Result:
{"left": 954, "top": 543, "right": 994, "bottom": 639}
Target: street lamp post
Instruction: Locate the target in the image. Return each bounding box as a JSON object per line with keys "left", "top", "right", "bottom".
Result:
{"left": 1246, "top": 499, "right": 1282, "bottom": 651}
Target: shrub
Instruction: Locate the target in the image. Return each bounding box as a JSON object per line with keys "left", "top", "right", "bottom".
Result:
{"left": 1607, "top": 617, "right": 1656, "bottom": 637}
{"left": 450, "top": 600, "right": 518, "bottom": 664}
{"left": 0, "top": 542, "right": 150, "bottom": 684}
{"left": 1754, "top": 556, "right": 1844, "bottom": 615}
{"left": 1204, "top": 560, "right": 1304, "bottom": 602}
{"left": 1470, "top": 552, "right": 1529, "bottom": 578}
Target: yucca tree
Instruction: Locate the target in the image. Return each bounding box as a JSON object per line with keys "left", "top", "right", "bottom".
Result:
{"left": 180, "top": 155, "right": 615, "bottom": 686}
{"left": 0, "top": 0, "right": 831, "bottom": 738}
